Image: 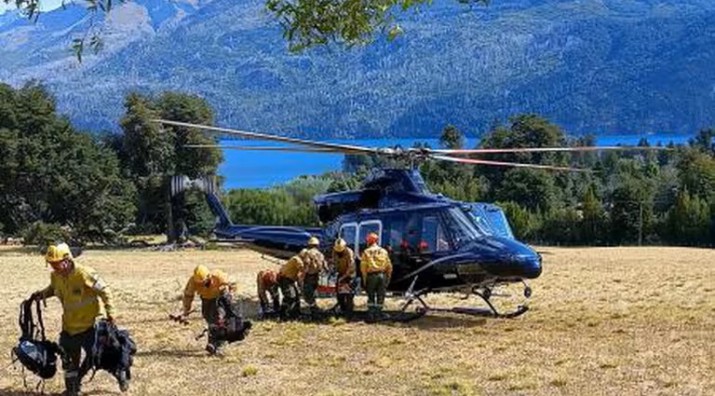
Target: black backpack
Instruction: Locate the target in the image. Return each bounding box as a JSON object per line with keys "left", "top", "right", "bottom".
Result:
{"left": 11, "top": 299, "right": 63, "bottom": 388}
{"left": 210, "top": 293, "right": 252, "bottom": 343}
{"left": 89, "top": 319, "right": 137, "bottom": 382}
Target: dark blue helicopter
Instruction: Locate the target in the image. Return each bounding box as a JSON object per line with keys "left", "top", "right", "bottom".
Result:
{"left": 159, "top": 119, "right": 654, "bottom": 319}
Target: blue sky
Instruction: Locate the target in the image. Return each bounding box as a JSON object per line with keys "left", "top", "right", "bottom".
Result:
{"left": 0, "top": 0, "right": 65, "bottom": 14}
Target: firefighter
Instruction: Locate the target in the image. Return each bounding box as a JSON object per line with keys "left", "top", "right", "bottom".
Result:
{"left": 256, "top": 269, "right": 281, "bottom": 316}
{"left": 278, "top": 249, "right": 307, "bottom": 320}
{"left": 302, "top": 236, "right": 327, "bottom": 317}
{"left": 360, "top": 232, "right": 393, "bottom": 322}
{"left": 30, "top": 243, "right": 125, "bottom": 396}
{"left": 176, "top": 265, "right": 236, "bottom": 355}
{"left": 332, "top": 238, "right": 355, "bottom": 315}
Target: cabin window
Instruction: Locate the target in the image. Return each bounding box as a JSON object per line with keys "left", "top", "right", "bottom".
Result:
{"left": 339, "top": 223, "right": 358, "bottom": 252}
{"left": 421, "top": 215, "right": 450, "bottom": 253}
{"left": 357, "top": 220, "right": 382, "bottom": 255}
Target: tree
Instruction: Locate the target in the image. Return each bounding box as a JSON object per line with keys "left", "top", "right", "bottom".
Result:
{"left": 665, "top": 189, "right": 711, "bottom": 246}
{"left": 439, "top": 124, "right": 464, "bottom": 150}
{"left": 580, "top": 185, "right": 606, "bottom": 244}
{"left": 116, "top": 91, "right": 223, "bottom": 240}
{"left": 0, "top": 82, "right": 136, "bottom": 243}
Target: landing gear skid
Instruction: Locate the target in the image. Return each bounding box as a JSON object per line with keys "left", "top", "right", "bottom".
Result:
{"left": 397, "top": 277, "right": 531, "bottom": 320}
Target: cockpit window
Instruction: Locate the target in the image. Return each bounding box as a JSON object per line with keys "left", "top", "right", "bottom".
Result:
{"left": 443, "top": 207, "right": 485, "bottom": 248}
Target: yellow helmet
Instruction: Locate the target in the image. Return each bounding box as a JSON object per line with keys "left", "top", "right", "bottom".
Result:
{"left": 334, "top": 238, "right": 346, "bottom": 253}
{"left": 45, "top": 243, "right": 73, "bottom": 263}
{"left": 193, "top": 265, "right": 210, "bottom": 283}
{"left": 307, "top": 236, "right": 320, "bottom": 246}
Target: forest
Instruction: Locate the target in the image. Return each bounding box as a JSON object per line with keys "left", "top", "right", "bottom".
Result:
{"left": 1, "top": 83, "right": 713, "bottom": 247}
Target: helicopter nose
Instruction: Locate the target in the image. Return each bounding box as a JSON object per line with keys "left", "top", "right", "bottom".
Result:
{"left": 513, "top": 252, "right": 542, "bottom": 279}
{"left": 473, "top": 237, "right": 542, "bottom": 279}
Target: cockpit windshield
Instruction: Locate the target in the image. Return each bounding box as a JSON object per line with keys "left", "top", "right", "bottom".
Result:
{"left": 443, "top": 207, "right": 485, "bottom": 248}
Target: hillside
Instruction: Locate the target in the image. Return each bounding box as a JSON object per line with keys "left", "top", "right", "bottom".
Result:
{"left": 1, "top": 0, "right": 715, "bottom": 138}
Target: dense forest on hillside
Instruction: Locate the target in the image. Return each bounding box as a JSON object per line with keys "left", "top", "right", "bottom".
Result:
{"left": 2, "top": 83, "right": 712, "bottom": 247}
{"left": 2, "top": 0, "right": 715, "bottom": 138}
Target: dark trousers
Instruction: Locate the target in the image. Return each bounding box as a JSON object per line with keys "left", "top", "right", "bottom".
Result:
{"left": 279, "top": 277, "right": 300, "bottom": 320}
{"left": 366, "top": 272, "right": 387, "bottom": 315}
{"left": 260, "top": 286, "right": 281, "bottom": 313}
{"left": 302, "top": 273, "right": 319, "bottom": 308}
{"left": 336, "top": 278, "right": 354, "bottom": 314}
{"left": 202, "top": 298, "right": 226, "bottom": 350}
{"left": 59, "top": 326, "right": 96, "bottom": 395}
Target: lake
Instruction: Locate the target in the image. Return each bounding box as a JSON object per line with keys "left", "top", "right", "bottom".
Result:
{"left": 219, "top": 133, "right": 694, "bottom": 189}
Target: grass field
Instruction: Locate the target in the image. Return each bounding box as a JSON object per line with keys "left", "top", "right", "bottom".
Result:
{"left": 0, "top": 246, "right": 713, "bottom": 396}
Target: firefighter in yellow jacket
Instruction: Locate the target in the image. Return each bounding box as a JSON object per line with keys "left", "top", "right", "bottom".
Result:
{"left": 177, "top": 265, "right": 236, "bottom": 355}
{"left": 302, "top": 236, "right": 327, "bottom": 316}
{"left": 278, "top": 249, "right": 307, "bottom": 320}
{"left": 332, "top": 238, "right": 355, "bottom": 315}
{"left": 31, "top": 243, "right": 122, "bottom": 396}
{"left": 256, "top": 269, "right": 281, "bottom": 316}
{"left": 360, "top": 232, "right": 392, "bottom": 321}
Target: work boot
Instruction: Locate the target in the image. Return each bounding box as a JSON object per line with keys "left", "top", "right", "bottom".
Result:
{"left": 63, "top": 375, "right": 81, "bottom": 396}
{"left": 117, "top": 370, "right": 130, "bottom": 392}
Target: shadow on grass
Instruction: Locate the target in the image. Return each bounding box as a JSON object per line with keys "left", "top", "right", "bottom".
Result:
{"left": 265, "top": 308, "right": 490, "bottom": 329}
{"left": 0, "top": 390, "right": 61, "bottom": 396}
{"left": 134, "top": 348, "right": 206, "bottom": 358}
{"left": 0, "top": 389, "right": 119, "bottom": 396}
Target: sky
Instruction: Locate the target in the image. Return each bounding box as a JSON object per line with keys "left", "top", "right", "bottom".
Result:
{"left": 0, "top": 0, "right": 65, "bottom": 14}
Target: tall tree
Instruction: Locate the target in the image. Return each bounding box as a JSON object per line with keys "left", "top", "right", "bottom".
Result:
{"left": 0, "top": 82, "right": 136, "bottom": 243}
{"left": 117, "top": 91, "right": 222, "bottom": 240}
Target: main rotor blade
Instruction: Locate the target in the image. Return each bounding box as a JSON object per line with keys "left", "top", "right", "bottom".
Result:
{"left": 153, "top": 119, "right": 379, "bottom": 155}
{"left": 431, "top": 155, "right": 590, "bottom": 172}
{"left": 183, "top": 144, "right": 340, "bottom": 153}
{"left": 430, "top": 146, "right": 668, "bottom": 155}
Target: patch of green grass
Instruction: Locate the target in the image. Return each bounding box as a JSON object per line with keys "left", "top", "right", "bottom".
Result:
{"left": 241, "top": 365, "right": 258, "bottom": 377}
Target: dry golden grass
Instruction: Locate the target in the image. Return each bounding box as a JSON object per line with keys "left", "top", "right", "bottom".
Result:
{"left": 0, "top": 246, "right": 713, "bottom": 395}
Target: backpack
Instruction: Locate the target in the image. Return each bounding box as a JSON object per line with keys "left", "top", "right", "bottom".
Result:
{"left": 11, "top": 298, "right": 63, "bottom": 389}
{"left": 89, "top": 320, "right": 137, "bottom": 382}
{"left": 210, "top": 293, "right": 252, "bottom": 343}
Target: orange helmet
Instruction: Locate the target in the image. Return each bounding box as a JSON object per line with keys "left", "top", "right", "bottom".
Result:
{"left": 365, "top": 232, "right": 379, "bottom": 245}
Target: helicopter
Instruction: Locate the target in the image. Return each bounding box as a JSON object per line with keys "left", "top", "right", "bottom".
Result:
{"left": 157, "top": 119, "right": 658, "bottom": 320}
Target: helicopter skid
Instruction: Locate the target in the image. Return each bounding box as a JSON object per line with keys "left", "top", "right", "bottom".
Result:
{"left": 398, "top": 277, "right": 531, "bottom": 320}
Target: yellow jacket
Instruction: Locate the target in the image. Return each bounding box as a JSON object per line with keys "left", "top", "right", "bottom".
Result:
{"left": 303, "top": 247, "right": 326, "bottom": 275}
{"left": 279, "top": 255, "right": 305, "bottom": 281}
{"left": 360, "top": 244, "right": 392, "bottom": 281}
{"left": 39, "top": 263, "right": 114, "bottom": 336}
{"left": 183, "top": 269, "right": 235, "bottom": 313}
{"left": 332, "top": 247, "right": 355, "bottom": 281}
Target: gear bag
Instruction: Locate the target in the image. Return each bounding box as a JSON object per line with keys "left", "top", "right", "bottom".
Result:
{"left": 210, "top": 293, "right": 252, "bottom": 343}
{"left": 89, "top": 320, "right": 137, "bottom": 383}
{"left": 11, "top": 298, "right": 63, "bottom": 384}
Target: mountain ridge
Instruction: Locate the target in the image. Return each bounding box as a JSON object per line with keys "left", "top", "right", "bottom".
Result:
{"left": 1, "top": 0, "right": 714, "bottom": 138}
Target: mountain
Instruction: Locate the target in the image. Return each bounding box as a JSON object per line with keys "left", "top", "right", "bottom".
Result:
{"left": 1, "top": 0, "right": 714, "bottom": 138}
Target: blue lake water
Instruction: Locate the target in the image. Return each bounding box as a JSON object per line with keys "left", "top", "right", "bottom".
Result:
{"left": 219, "top": 134, "right": 694, "bottom": 189}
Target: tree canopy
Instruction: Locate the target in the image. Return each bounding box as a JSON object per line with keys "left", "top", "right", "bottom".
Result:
{"left": 0, "top": 82, "right": 136, "bottom": 244}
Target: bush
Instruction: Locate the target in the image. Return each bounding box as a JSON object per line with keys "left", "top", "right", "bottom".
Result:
{"left": 22, "top": 222, "right": 71, "bottom": 248}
